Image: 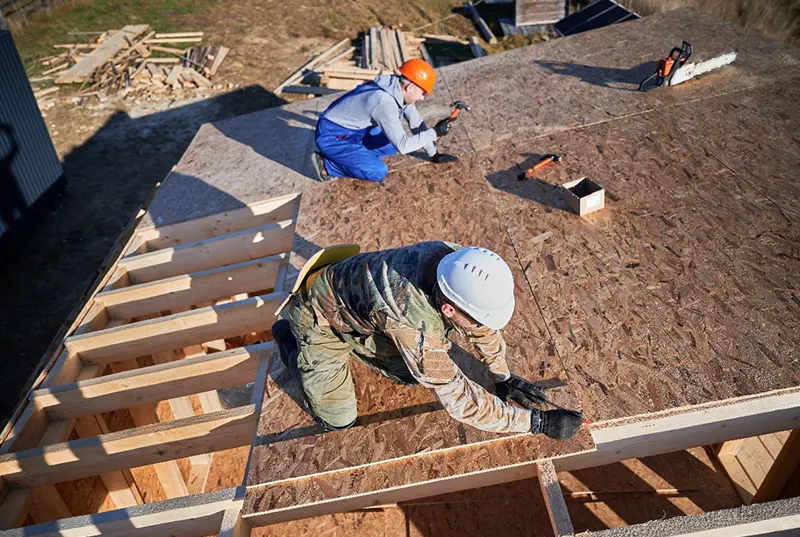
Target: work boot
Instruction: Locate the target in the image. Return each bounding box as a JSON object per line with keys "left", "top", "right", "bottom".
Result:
{"left": 311, "top": 152, "right": 336, "bottom": 183}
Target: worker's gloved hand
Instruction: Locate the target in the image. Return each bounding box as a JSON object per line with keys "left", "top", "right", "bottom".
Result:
{"left": 432, "top": 153, "right": 459, "bottom": 164}
{"left": 495, "top": 374, "right": 547, "bottom": 409}
{"left": 531, "top": 409, "right": 583, "bottom": 441}
{"left": 433, "top": 118, "right": 453, "bottom": 137}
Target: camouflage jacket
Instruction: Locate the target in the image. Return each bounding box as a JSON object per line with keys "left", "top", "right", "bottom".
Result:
{"left": 307, "top": 241, "right": 531, "bottom": 433}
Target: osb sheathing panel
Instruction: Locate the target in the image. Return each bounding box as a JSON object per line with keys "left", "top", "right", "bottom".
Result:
{"left": 478, "top": 88, "right": 800, "bottom": 422}
{"left": 440, "top": 8, "right": 800, "bottom": 150}
{"left": 247, "top": 161, "right": 589, "bottom": 488}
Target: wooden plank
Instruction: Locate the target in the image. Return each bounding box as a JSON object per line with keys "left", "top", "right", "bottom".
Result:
{"left": 140, "top": 58, "right": 181, "bottom": 64}
{"left": 107, "top": 359, "right": 190, "bottom": 499}
{"left": 185, "top": 67, "right": 212, "bottom": 88}
{"left": 717, "top": 450, "right": 757, "bottom": 504}
{"left": 56, "top": 25, "right": 150, "bottom": 84}
{"left": 369, "top": 27, "right": 379, "bottom": 71}
{"left": 0, "top": 406, "right": 256, "bottom": 488}
{"left": 33, "top": 344, "right": 270, "bottom": 420}
{"left": 96, "top": 254, "right": 284, "bottom": 320}
{"left": 0, "top": 487, "right": 242, "bottom": 537}
{"left": 134, "top": 192, "right": 300, "bottom": 250}
{"left": 154, "top": 32, "right": 204, "bottom": 38}
{"left": 718, "top": 438, "right": 745, "bottom": 457}
{"left": 274, "top": 38, "right": 349, "bottom": 93}
{"left": 738, "top": 437, "right": 773, "bottom": 489}
{"left": 145, "top": 37, "right": 203, "bottom": 44}
{"left": 64, "top": 292, "right": 284, "bottom": 365}
{"left": 422, "top": 33, "right": 469, "bottom": 44}
{"left": 28, "top": 486, "right": 71, "bottom": 524}
{"left": 208, "top": 46, "right": 229, "bottom": 76}
{"left": 395, "top": 30, "right": 409, "bottom": 64}
{"left": 362, "top": 31, "right": 371, "bottom": 69}
{"left": 73, "top": 415, "right": 143, "bottom": 508}
{"left": 33, "top": 87, "right": 59, "bottom": 99}
{"left": 759, "top": 432, "right": 786, "bottom": 459}
{"left": 322, "top": 67, "right": 380, "bottom": 76}
{"left": 0, "top": 489, "right": 31, "bottom": 529}
{"left": 537, "top": 460, "right": 575, "bottom": 536}
{"left": 314, "top": 46, "right": 356, "bottom": 72}
{"left": 557, "top": 389, "right": 800, "bottom": 473}
{"left": 148, "top": 45, "right": 187, "bottom": 55}
{"left": 465, "top": 2, "right": 497, "bottom": 44}
{"left": 119, "top": 220, "right": 295, "bottom": 284}
{"left": 752, "top": 430, "right": 800, "bottom": 503}
{"left": 165, "top": 65, "right": 183, "bottom": 88}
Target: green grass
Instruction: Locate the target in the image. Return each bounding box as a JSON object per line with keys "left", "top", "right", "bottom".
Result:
{"left": 9, "top": 0, "right": 220, "bottom": 63}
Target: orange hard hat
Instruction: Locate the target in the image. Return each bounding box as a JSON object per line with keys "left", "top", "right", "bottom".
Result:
{"left": 397, "top": 58, "right": 436, "bottom": 96}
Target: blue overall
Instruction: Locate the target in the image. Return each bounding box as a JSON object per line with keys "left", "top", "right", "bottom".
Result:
{"left": 316, "top": 83, "right": 399, "bottom": 182}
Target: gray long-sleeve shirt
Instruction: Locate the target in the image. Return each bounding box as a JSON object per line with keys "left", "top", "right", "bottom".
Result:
{"left": 321, "top": 75, "right": 438, "bottom": 157}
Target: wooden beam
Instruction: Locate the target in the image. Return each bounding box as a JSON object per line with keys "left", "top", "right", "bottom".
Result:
{"left": 119, "top": 220, "right": 295, "bottom": 284}
{"left": 106, "top": 359, "right": 190, "bottom": 499}
{"left": 274, "top": 39, "right": 350, "bottom": 93}
{"left": 134, "top": 195, "right": 299, "bottom": 251}
{"left": 752, "top": 429, "right": 800, "bottom": 503}
{"left": 73, "top": 415, "right": 143, "bottom": 508}
{"left": 96, "top": 255, "right": 286, "bottom": 321}
{"left": 0, "top": 406, "right": 256, "bottom": 488}
{"left": 64, "top": 292, "right": 284, "bottom": 365}
{"left": 28, "top": 485, "right": 72, "bottom": 524}
{"left": 243, "top": 388, "right": 800, "bottom": 526}
{"left": 219, "top": 506, "right": 251, "bottom": 537}
{"left": 556, "top": 388, "right": 800, "bottom": 473}
{"left": 33, "top": 342, "right": 269, "bottom": 421}
{"left": 537, "top": 460, "right": 574, "bottom": 536}
{"left": 0, "top": 487, "right": 243, "bottom": 537}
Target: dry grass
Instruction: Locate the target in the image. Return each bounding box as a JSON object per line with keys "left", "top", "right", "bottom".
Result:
{"left": 617, "top": 0, "right": 800, "bottom": 45}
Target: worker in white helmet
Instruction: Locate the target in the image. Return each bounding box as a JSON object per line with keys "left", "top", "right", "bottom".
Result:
{"left": 271, "top": 241, "right": 584, "bottom": 439}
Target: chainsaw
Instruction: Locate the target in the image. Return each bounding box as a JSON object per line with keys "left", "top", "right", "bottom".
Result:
{"left": 638, "top": 41, "right": 737, "bottom": 91}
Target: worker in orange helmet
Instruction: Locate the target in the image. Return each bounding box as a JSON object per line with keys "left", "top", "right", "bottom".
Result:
{"left": 311, "top": 58, "right": 459, "bottom": 182}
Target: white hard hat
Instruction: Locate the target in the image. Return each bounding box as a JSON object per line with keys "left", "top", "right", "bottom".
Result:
{"left": 437, "top": 247, "right": 515, "bottom": 330}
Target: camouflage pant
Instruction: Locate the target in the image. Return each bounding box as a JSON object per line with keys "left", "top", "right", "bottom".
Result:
{"left": 280, "top": 293, "right": 417, "bottom": 429}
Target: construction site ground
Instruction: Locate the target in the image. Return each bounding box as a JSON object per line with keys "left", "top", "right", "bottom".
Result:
{"left": 1, "top": 1, "right": 799, "bottom": 534}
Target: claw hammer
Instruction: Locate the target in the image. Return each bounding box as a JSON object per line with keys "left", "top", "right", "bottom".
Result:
{"left": 448, "top": 101, "right": 471, "bottom": 121}
{"left": 518, "top": 154, "right": 563, "bottom": 180}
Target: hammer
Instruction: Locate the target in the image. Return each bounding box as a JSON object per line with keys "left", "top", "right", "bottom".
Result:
{"left": 517, "top": 154, "right": 562, "bottom": 181}
{"left": 448, "top": 101, "right": 471, "bottom": 121}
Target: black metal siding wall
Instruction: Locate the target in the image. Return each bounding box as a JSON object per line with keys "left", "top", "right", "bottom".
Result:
{"left": 0, "top": 29, "right": 64, "bottom": 239}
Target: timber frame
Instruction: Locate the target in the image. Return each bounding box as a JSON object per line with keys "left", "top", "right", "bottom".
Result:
{"left": 0, "top": 193, "right": 298, "bottom": 529}
{"left": 0, "top": 191, "right": 798, "bottom": 536}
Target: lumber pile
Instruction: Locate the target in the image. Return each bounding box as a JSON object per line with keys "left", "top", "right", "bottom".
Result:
{"left": 29, "top": 26, "right": 230, "bottom": 105}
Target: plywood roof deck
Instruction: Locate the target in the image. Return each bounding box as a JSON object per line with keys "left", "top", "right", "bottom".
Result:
{"left": 134, "top": 6, "right": 800, "bottom": 525}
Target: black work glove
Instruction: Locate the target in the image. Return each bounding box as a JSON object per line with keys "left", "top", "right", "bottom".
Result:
{"left": 495, "top": 374, "right": 547, "bottom": 409}
{"left": 433, "top": 118, "right": 453, "bottom": 137}
{"left": 531, "top": 409, "right": 584, "bottom": 441}
{"left": 432, "top": 153, "right": 459, "bottom": 164}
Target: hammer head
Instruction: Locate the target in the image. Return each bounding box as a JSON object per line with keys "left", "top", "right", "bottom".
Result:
{"left": 450, "top": 101, "right": 471, "bottom": 112}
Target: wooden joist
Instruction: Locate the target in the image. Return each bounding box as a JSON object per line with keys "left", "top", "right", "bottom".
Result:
{"left": 96, "top": 254, "right": 285, "bottom": 320}
{"left": 63, "top": 292, "right": 284, "bottom": 365}
{"left": 118, "top": 219, "right": 295, "bottom": 284}
{"left": 537, "top": 460, "right": 574, "bottom": 536}
{"left": 0, "top": 406, "right": 257, "bottom": 488}
{"left": 133, "top": 192, "right": 300, "bottom": 251}
{"left": 32, "top": 343, "right": 271, "bottom": 420}
{"left": 0, "top": 487, "right": 243, "bottom": 537}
